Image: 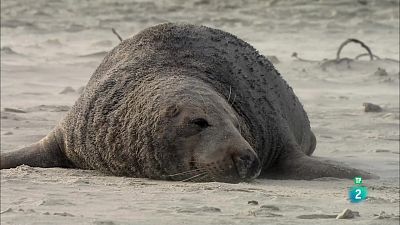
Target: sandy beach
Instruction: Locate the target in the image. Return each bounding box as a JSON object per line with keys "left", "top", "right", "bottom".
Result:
{"left": 1, "top": 0, "right": 399, "bottom": 224}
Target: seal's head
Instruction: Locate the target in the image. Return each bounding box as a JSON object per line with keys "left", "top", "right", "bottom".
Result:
{"left": 149, "top": 76, "right": 261, "bottom": 183}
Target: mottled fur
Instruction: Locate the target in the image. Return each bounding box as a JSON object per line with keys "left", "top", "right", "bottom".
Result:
{"left": 62, "top": 23, "right": 311, "bottom": 176}
{"left": 1, "top": 23, "right": 376, "bottom": 182}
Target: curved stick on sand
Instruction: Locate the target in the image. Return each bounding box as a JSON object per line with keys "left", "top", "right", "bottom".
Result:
{"left": 336, "top": 38, "right": 374, "bottom": 61}
{"left": 111, "top": 28, "right": 123, "bottom": 42}
{"left": 355, "top": 53, "right": 400, "bottom": 63}
{"left": 355, "top": 53, "right": 381, "bottom": 60}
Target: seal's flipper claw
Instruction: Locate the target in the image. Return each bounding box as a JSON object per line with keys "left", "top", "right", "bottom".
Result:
{"left": 262, "top": 153, "right": 379, "bottom": 180}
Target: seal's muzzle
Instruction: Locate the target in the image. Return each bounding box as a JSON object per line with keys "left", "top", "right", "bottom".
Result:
{"left": 232, "top": 150, "right": 261, "bottom": 180}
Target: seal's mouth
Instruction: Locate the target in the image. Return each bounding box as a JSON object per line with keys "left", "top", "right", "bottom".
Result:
{"left": 189, "top": 154, "right": 261, "bottom": 184}
{"left": 165, "top": 151, "right": 261, "bottom": 183}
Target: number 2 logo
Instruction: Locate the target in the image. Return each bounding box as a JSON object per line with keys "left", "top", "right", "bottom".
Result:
{"left": 355, "top": 189, "right": 362, "bottom": 200}
{"left": 349, "top": 186, "right": 367, "bottom": 203}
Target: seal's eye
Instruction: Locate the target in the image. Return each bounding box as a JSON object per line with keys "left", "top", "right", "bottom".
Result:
{"left": 190, "top": 118, "right": 210, "bottom": 129}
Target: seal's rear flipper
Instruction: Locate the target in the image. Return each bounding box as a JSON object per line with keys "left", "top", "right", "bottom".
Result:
{"left": 262, "top": 151, "right": 379, "bottom": 180}
{"left": 1, "top": 130, "right": 74, "bottom": 169}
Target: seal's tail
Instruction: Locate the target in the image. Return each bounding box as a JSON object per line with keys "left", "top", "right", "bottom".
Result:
{"left": 1, "top": 129, "right": 74, "bottom": 169}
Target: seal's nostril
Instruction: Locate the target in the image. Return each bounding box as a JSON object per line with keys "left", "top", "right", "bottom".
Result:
{"left": 231, "top": 150, "right": 261, "bottom": 180}
{"left": 232, "top": 153, "right": 253, "bottom": 179}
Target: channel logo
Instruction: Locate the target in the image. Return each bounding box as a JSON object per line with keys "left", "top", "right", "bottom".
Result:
{"left": 349, "top": 176, "right": 368, "bottom": 203}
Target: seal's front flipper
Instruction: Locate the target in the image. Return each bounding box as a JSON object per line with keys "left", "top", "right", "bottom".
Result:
{"left": 262, "top": 151, "right": 378, "bottom": 180}
{"left": 1, "top": 129, "right": 74, "bottom": 169}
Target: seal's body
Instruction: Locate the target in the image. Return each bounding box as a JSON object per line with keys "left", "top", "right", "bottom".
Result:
{"left": 1, "top": 23, "right": 375, "bottom": 183}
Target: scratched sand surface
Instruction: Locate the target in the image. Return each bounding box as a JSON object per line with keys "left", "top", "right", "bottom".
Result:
{"left": 1, "top": 0, "right": 399, "bottom": 224}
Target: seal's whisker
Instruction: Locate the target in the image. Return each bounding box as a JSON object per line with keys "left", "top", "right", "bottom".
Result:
{"left": 190, "top": 173, "right": 209, "bottom": 182}
{"left": 227, "top": 86, "right": 232, "bottom": 103}
{"left": 168, "top": 170, "right": 203, "bottom": 178}
{"left": 205, "top": 170, "right": 217, "bottom": 182}
{"left": 197, "top": 173, "right": 212, "bottom": 182}
{"left": 228, "top": 93, "right": 236, "bottom": 106}
{"left": 181, "top": 172, "right": 208, "bottom": 182}
{"left": 198, "top": 93, "right": 208, "bottom": 115}
{"left": 167, "top": 168, "right": 205, "bottom": 177}
{"left": 184, "top": 172, "right": 208, "bottom": 182}
{"left": 186, "top": 175, "right": 203, "bottom": 183}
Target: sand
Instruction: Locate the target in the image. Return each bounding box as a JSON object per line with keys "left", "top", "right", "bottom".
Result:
{"left": 1, "top": 0, "right": 399, "bottom": 224}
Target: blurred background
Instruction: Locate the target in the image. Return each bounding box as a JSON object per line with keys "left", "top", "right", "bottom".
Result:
{"left": 1, "top": 0, "right": 399, "bottom": 66}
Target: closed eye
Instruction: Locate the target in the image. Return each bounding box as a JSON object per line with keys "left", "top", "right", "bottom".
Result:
{"left": 190, "top": 118, "right": 210, "bottom": 129}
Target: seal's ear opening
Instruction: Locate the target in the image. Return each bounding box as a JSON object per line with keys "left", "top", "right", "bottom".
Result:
{"left": 163, "top": 104, "right": 181, "bottom": 118}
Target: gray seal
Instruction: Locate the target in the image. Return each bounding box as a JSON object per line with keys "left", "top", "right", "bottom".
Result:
{"left": 1, "top": 23, "right": 376, "bottom": 183}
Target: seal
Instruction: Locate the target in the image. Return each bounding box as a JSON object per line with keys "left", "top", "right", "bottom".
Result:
{"left": 1, "top": 23, "right": 377, "bottom": 183}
